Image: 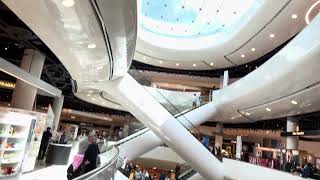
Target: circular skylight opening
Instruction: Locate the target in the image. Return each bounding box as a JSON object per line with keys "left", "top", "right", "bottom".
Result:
{"left": 138, "top": 0, "right": 264, "bottom": 50}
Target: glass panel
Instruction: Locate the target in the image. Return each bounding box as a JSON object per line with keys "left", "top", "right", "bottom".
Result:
{"left": 73, "top": 146, "right": 119, "bottom": 180}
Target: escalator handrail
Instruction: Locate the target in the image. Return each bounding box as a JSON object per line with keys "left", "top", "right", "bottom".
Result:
{"left": 113, "top": 128, "right": 150, "bottom": 146}
{"left": 73, "top": 146, "right": 120, "bottom": 180}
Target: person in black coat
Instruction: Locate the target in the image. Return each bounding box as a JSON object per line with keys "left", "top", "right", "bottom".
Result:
{"left": 38, "top": 127, "right": 52, "bottom": 160}
{"left": 83, "top": 133, "right": 100, "bottom": 173}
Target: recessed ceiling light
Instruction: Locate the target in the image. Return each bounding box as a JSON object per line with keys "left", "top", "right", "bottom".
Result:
{"left": 291, "top": 100, "right": 298, "bottom": 105}
{"left": 193, "top": 64, "right": 197, "bottom": 67}
{"left": 70, "top": 116, "right": 76, "bottom": 119}
{"left": 291, "top": 14, "right": 298, "bottom": 19}
{"left": 251, "top": 48, "right": 256, "bottom": 52}
{"left": 88, "top": 43, "right": 96, "bottom": 49}
{"left": 87, "top": 94, "right": 92, "bottom": 97}
{"left": 241, "top": 54, "right": 245, "bottom": 58}
{"left": 210, "top": 62, "right": 214, "bottom": 66}
{"left": 266, "top": 108, "right": 271, "bottom": 112}
{"left": 159, "top": 60, "right": 163, "bottom": 64}
{"left": 176, "top": 63, "right": 180, "bottom": 66}
{"left": 143, "top": 56, "right": 146, "bottom": 60}
{"left": 4, "top": 47, "right": 8, "bottom": 50}
{"left": 62, "top": 0, "right": 75, "bottom": 7}
{"left": 269, "top": 33, "right": 275, "bottom": 38}
{"left": 98, "top": 79, "right": 104, "bottom": 82}
{"left": 88, "top": 90, "right": 93, "bottom": 93}
{"left": 96, "top": 66, "right": 103, "bottom": 70}
{"left": 102, "top": 102, "right": 106, "bottom": 105}
{"left": 115, "top": 105, "right": 119, "bottom": 108}
{"left": 91, "top": 98, "right": 96, "bottom": 101}
{"left": 245, "top": 112, "right": 251, "bottom": 116}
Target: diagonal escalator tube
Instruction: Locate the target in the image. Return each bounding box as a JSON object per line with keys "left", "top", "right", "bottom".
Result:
{"left": 103, "top": 74, "right": 223, "bottom": 180}
{"left": 115, "top": 97, "right": 218, "bottom": 161}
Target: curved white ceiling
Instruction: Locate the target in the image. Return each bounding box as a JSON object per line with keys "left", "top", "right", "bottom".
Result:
{"left": 134, "top": 0, "right": 316, "bottom": 70}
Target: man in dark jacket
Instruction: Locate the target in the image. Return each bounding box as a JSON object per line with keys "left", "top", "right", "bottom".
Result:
{"left": 38, "top": 127, "right": 52, "bottom": 160}
{"left": 83, "top": 133, "right": 100, "bottom": 173}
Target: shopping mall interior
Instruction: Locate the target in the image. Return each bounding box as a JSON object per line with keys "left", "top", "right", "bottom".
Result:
{"left": 0, "top": 0, "right": 319, "bottom": 180}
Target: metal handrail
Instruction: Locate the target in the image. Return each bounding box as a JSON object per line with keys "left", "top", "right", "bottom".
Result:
{"left": 73, "top": 146, "right": 120, "bottom": 180}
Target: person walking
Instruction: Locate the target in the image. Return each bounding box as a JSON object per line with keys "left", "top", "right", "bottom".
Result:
{"left": 38, "top": 127, "right": 52, "bottom": 160}
{"left": 83, "top": 133, "right": 100, "bottom": 173}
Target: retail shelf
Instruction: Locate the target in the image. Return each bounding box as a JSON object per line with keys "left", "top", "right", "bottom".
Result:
{"left": 1, "top": 159, "right": 20, "bottom": 164}
{"left": 3, "top": 148, "right": 23, "bottom": 152}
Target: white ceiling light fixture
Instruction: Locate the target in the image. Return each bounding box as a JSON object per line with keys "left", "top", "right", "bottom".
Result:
{"left": 91, "top": 98, "right": 96, "bottom": 101}
{"left": 291, "top": 100, "right": 298, "bottom": 105}
{"left": 193, "top": 64, "right": 197, "bottom": 67}
{"left": 291, "top": 14, "right": 298, "bottom": 19}
{"left": 98, "top": 79, "right": 104, "bottom": 82}
{"left": 62, "top": 0, "right": 75, "bottom": 7}
{"left": 143, "top": 56, "right": 146, "bottom": 60}
{"left": 269, "top": 33, "right": 275, "bottom": 38}
{"left": 176, "top": 63, "right": 180, "bottom": 66}
{"left": 87, "top": 94, "right": 92, "bottom": 97}
{"left": 241, "top": 54, "right": 245, "bottom": 58}
{"left": 70, "top": 116, "right": 76, "bottom": 119}
{"left": 245, "top": 112, "right": 250, "bottom": 116}
{"left": 251, "top": 48, "right": 256, "bottom": 52}
{"left": 210, "top": 62, "right": 214, "bottom": 66}
{"left": 88, "top": 43, "right": 96, "bottom": 49}
{"left": 266, "top": 107, "right": 271, "bottom": 112}
{"left": 96, "top": 66, "right": 103, "bottom": 70}
{"left": 159, "top": 60, "right": 163, "bottom": 64}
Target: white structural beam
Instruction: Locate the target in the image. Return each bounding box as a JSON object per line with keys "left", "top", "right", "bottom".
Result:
{"left": 103, "top": 74, "right": 223, "bottom": 180}
{"left": 0, "top": 57, "right": 62, "bottom": 97}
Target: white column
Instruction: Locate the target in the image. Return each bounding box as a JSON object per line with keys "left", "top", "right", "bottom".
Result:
{"left": 215, "top": 123, "right": 223, "bottom": 148}
{"left": 236, "top": 136, "right": 242, "bottom": 159}
{"left": 103, "top": 74, "right": 223, "bottom": 180}
{"left": 123, "top": 124, "right": 129, "bottom": 137}
{"left": 52, "top": 96, "right": 64, "bottom": 134}
{"left": 286, "top": 116, "right": 299, "bottom": 150}
{"left": 11, "top": 49, "right": 45, "bottom": 110}
{"left": 222, "top": 70, "right": 229, "bottom": 88}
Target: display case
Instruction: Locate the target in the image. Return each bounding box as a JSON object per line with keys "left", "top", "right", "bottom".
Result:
{"left": 0, "top": 107, "right": 38, "bottom": 178}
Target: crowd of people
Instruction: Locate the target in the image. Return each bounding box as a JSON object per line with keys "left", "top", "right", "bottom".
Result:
{"left": 122, "top": 162, "right": 181, "bottom": 180}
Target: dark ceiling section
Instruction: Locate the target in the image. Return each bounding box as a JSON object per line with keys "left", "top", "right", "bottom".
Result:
{"left": 131, "top": 36, "right": 293, "bottom": 78}
{"left": 0, "top": 2, "right": 129, "bottom": 115}
{"left": 203, "top": 111, "right": 320, "bottom": 131}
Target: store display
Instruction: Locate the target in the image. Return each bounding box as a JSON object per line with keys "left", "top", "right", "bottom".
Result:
{"left": 22, "top": 113, "right": 47, "bottom": 173}
{"left": 0, "top": 107, "right": 41, "bottom": 177}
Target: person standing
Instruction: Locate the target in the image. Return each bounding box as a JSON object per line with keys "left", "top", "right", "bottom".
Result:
{"left": 83, "top": 133, "right": 100, "bottom": 173}
{"left": 38, "top": 127, "right": 52, "bottom": 160}
{"left": 142, "top": 169, "right": 149, "bottom": 180}
{"left": 175, "top": 164, "right": 181, "bottom": 180}
{"left": 159, "top": 172, "right": 166, "bottom": 180}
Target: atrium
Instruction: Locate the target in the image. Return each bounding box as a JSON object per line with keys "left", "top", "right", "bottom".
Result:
{"left": 0, "top": 0, "right": 319, "bottom": 180}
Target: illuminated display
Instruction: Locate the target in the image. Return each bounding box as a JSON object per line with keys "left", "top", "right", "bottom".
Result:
{"left": 0, "top": 80, "right": 15, "bottom": 89}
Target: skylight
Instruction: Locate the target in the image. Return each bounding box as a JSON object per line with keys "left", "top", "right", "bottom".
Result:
{"left": 137, "top": 0, "right": 264, "bottom": 49}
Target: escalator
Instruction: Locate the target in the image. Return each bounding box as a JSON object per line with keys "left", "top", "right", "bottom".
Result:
{"left": 109, "top": 66, "right": 214, "bottom": 162}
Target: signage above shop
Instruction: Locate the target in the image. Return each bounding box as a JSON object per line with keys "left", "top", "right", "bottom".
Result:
{"left": 0, "top": 80, "right": 15, "bottom": 89}
{"left": 281, "top": 130, "right": 320, "bottom": 136}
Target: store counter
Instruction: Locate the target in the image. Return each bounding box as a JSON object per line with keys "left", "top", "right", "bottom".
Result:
{"left": 45, "top": 143, "right": 72, "bottom": 165}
